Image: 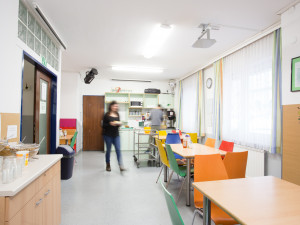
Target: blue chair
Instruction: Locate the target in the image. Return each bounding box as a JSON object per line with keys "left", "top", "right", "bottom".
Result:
{"left": 165, "top": 133, "right": 183, "bottom": 159}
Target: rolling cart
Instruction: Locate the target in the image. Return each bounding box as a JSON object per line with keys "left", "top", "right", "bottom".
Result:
{"left": 133, "top": 128, "right": 158, "bottom": 168}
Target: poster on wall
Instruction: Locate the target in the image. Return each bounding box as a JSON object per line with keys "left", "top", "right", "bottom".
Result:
{"left": 291, "top": 56, "right": 300, "bottom": 92}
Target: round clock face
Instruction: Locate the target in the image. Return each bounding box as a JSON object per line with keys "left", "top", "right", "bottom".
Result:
{"left": 206, "top": 78, "right": 213, "bottom": 89}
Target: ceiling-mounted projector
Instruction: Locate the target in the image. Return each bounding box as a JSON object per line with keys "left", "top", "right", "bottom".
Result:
{"left": 192, "top": 24, "right": 217, "bottom": 48}
{"left": 84, "top": 68, "right": 98, "bottom": 84}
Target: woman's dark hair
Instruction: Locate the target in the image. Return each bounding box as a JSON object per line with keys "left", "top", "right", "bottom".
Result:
{"left": 108, "top": 101, "right": 118, "bottom": 113}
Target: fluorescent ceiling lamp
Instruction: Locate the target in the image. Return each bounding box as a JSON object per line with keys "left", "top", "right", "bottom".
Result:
{"left": 143, "top": 24, "right": 172, "bottom": 58}
{"left": 112, "top": 66, "right": 163, "bottom": 73}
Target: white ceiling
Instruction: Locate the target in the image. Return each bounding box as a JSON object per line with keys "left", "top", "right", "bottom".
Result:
{"left": 28, "top": 0, "right": 294, "bottom": 80}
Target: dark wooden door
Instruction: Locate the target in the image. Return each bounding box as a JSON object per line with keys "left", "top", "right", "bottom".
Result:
{"left": 83, "top": 96, "right": 104, "bottom": 151}
{"left": 34, "top": 70, "right": 51, "bottom": 154}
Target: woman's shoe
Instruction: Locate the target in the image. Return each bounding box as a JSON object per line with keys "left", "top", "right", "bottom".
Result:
{"left": 106, "top": 163, "right": 111, "bottom": 172}
{"left": 119, "top": 165, "right": 126, "bottom": 172}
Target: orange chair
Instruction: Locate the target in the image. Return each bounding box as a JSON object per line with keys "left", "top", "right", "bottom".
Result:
{"left": 193, "top": 154, "right": 237, "bottom": 225}
{"left": 205, "top": 138, "right": 216, "bottom": 148}
{"left": 219, "top": 140, "right": 234, "bottom": 152}
{"left": 223, "top": 151, "right": 248, "bottom": 179}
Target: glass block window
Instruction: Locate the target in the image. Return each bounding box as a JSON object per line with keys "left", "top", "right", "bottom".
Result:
{"left": 18, "top": 0, "right": 59, "bottom": 71}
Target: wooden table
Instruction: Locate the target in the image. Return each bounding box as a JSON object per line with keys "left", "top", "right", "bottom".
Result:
{"left": 193, "top": 176, "right": 300, "bottom": 225}
{"left": 59, "top": 135, "right": 73, "bottom": 145}
{"left": 170, "top": 144, "right": 227, "bottom": 206}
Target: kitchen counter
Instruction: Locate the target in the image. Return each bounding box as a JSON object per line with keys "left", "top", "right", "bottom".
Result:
{"left": 0, "top": 154, "right": 62, "bottom": 197}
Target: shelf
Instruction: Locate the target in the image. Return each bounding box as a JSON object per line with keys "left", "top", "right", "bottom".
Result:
{"left": 105, "top": 101, "right": 129, "bottom": 104}
{"left": 129, "top": 107, "right": 143, "bottom": 109}
{"left": 129, "top": 115, "right": 142, "bottom": 117}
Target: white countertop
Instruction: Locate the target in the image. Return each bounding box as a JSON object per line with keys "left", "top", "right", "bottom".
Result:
{"left": 0, "top": 154, "right": 63, "bottom": 197}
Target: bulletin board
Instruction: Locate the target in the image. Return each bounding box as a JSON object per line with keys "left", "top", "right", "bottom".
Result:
{"left": 282, "top": 104, "right": 300, "bottom": 185}
{"left": 0, "top": 113, "right": 20, "bottom": 142}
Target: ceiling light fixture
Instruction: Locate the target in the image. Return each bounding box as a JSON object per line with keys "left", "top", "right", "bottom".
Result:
{"left": 143, "top": 24, "right": 172, "bottom": 58}
{"left": 192, "top": 24, "right": 217, "bottom": 48}
{"left": 112, "top": 66, "right": 163, "bottom": 73}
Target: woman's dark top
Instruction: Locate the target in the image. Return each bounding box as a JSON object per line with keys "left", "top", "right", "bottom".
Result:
{"left": 102, "top": 112, "right": 120, "bottom": 137}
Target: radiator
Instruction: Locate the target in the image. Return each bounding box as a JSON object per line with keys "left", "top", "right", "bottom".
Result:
{"left": 234, "top": 145, "right": 266, "bottom": 177}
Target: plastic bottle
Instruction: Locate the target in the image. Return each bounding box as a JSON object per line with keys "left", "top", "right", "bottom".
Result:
{"left": 183, "top": 135, "right": 188, "bottom": 148}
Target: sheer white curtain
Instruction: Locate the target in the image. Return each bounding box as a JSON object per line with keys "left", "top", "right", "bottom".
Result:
{"left": 223, "top": 33, "right": 273, "bottom": 150}
{"left": 204, "top": 66, "right": 215, "bottom": 138}
{"left": 181, "top": 73, "right": 198, "bottom": 133}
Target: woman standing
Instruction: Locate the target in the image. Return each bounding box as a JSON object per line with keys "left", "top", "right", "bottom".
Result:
{"left": 102, "top": 101, "right": 125, "bottom": 172}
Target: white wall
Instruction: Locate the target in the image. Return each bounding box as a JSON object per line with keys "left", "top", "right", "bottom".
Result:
{"left": 60, "top": 72, "right": 170, "bottom": 151}
{"left": 282, "top": 3, "right": 300, "bottom": 105}
{"left": 0, "top": 0, "right": 62, "bottom": 147}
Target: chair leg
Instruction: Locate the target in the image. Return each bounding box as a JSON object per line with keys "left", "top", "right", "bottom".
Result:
{"left": 156, "top": 167, "right": 163, "bottom": 183}
{"left": 176, "top": 177, "right": 186, "bottom": 203}
{"left": 191, "top": 209, "right": 203, "bottom": 225}
{"left": 166, "top": 171, "right": 174, "bottom": 189}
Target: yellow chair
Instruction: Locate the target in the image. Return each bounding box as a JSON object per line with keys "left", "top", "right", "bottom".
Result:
{"left": 187, "top": 133, "right": 198, "bottom": 143}
{"left": 205, "top": 138, "right": 216, "bottom": 148}
{"left": 157, "top": 130, "right": 167, "bottom": 143}
{"left": 156, "top": 139, "right": 170, "bottom": 183}
{"left": 144, "top": 126, "right": 151, "bottom": 134}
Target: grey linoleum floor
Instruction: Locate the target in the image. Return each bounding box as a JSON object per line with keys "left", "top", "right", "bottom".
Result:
{"left": 61, "top": 151, "right": 204, "bottom": 225}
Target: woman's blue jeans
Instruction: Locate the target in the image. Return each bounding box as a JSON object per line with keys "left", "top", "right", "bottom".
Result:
{"left": 103, "top": 135, "right": 123, "bottom": 165}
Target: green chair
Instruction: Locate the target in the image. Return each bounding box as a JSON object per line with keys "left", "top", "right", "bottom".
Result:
{"left": 165, "top": 144, "right": 193, "bottom": 203}
{"left": 70, "top": 131, "right": 78, "bottom": 149}
{"left": 161, "top": 180, "right": 201, "bottom": 225}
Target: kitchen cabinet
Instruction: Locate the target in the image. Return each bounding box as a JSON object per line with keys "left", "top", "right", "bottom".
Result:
{"left": 159, "top": 94, "right": 174, "bottom": 109}
{"left": 0, "top": 157, "right": 61, "bottom": 225}
{"left": 119, "top": 129, "right": 134, "bottom": 151}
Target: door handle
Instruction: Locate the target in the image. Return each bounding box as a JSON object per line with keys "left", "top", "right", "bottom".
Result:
{"left": 44, "top": 189, "right": 51, "bottom": 196}
{"left": 36, "top": 198, "right": 43, "bottom": 206}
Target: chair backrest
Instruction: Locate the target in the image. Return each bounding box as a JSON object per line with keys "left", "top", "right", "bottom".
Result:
{"left": 205, "top": 138, "right": 216, "bottom": 148}
{"left": 165, "top": 133, "right": 181, "bottom": 144}
{"left": 223, "top": 151, "right": 248, "bottom": 179}
{"left": 194, "top": 154, "right": 228, "bottom": 207}
{"left": 70, "top": 131, "right": 78, "bottom": 149}
{"left": 160, "top": 181, "right": 185, "bottom": 225}
{"left": 157, "top": 130, "right": 167, "bottom": 136}
{"left": 156, "top": 139, "right": 170, "bottom": 168}
{"left": 165, "top": 144, "right": 182, "bottom": 175}
{"left": 219, "top": 140, "right": 234, "bottom": 152}
{"left": 187, "top": 133, "right": 197, "bottom": 143}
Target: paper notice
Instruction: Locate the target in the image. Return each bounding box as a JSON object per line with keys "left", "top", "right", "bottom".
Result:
{"left": 41, "top": 82, "right": 47, "bottom": 101}
{"left": 40, "top": 101, "right": 47, "bottom": 114}
{"left": 7, "top": 125, "right": 17, "bottom": 140}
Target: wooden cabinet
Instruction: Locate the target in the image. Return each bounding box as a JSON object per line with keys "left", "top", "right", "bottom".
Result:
{"left": 1, "top": 162, "right": 61, "bottom": 225}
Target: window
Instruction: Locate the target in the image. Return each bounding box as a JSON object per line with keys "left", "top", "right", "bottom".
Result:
{"left": 18, "top": 1, "right": 59, "bottom": 71}
{"left": 181, "top": 73, "right": 198, "bottom": 133}
{"left": 222, "top": 33, "right": 273, "bottom": 150}
{"left": 203, "top": 66, "right": 215, "bottom": 137}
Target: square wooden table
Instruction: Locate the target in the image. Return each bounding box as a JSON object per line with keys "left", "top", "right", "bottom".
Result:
{"left": 193, "top": 176, "right": 300, "bottom": 225}
{"left": 170, "top": 143, "right": 227, "bottom": 206}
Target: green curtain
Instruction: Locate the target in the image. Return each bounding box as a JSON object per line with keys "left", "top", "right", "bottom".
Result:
{"left": 213, "top": 59, "right": 223, "bottom": 141}
{"left": 270, "top": 28, "right": 282, "bottom": 154}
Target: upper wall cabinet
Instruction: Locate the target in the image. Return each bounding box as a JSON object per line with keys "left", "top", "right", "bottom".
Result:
{"left": 159, "top": 94, "right": 174, "bottom": 109}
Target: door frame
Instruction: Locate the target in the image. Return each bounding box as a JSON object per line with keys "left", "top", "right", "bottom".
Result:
{"left": 21, "top": 51, "right": 58, "bottom": 154}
